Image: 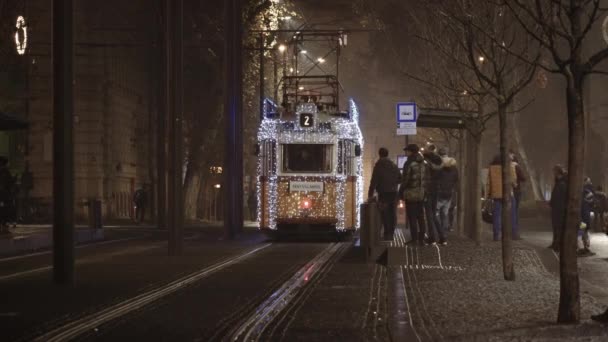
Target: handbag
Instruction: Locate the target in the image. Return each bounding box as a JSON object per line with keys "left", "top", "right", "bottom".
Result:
{"left": 482, "top": 199, "right": 493, "bottom": 224}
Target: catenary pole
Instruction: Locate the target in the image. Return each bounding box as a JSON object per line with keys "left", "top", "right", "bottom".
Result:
{"left": 52, "top": 0, "right": 74, "bottom": 284}
{"left": 224, "top": 0, "right": 244, "bottom": 238}
{"left": 157, "top": 0, "right": 167, "bottom": 231}
{"left": 167, "top": 0, "right": 184, "bottom": 255}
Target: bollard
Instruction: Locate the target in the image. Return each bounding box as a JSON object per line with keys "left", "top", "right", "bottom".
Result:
{"left": 360, "top": 201, "right": 382, "bottom": 260}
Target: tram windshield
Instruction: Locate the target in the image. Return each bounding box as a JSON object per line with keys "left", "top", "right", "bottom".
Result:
{"left": 282, "top": 144, "right": 333, "bottom": 173}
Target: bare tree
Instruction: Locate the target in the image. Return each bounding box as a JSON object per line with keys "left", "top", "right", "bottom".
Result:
{"left": 405, "top": 0, "right": 541, "bottom": 280}
{"left": 504, "top": 0, "right": 608, "bottom": 323}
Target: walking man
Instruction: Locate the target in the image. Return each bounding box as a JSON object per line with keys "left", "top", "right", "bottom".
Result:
{"left": 133, "top": 185, "right": 148, "bottom": 224}
{"left": 509, "top": 151, "right": 526, "bottom": 239}
{"left": 435, "top": 156, "right": 459, "bottom": 245}
{"left": 368, "top": 147, "right": 401, "bottom": 240}
{"left": 0, "top": 157, "right": 14, "bottom": 234}
{"left": 548, "top": 165, "right": 567, "bottom": 251}
{"left": 422, "top": 144, "right": 443, "bottom": 244}
{"left": 593, "top": 186, "right": 607, "bottom": 232}
{"left": 401, "top": 144, "right": 430, "bottom": 246}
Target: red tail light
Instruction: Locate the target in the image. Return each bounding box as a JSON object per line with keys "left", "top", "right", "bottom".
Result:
{"left": 300, "top": 198, "right": 312, "bottom": 209}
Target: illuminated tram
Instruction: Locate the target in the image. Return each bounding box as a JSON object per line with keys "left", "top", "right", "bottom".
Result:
{"left": 256, "top": 75, "right": 364, "bottom": 234}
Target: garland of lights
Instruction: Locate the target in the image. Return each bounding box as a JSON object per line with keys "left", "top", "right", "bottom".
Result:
{"left": 15, "top": 16, "right": 27, "bottom": 55}
{"left": 256, "top": 98, "right": 364, "bottom": 231}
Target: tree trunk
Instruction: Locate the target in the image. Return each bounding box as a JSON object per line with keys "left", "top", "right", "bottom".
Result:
{"left": 558, "top": 78, "right": 584, "bottom": 324}
{"left": 511, "top": 112, "right": 543, "bottom": 200}
{"left": 498, "top": 103, "right": 515, "bottom": 281}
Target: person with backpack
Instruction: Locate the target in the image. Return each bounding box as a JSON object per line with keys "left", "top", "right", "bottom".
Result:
{"left": 368, "top": 147, "right": 401, "bottom": 241}
{"left": 400, "top": 144, "right": 430, "bottom": 246}
{"left": 486, "top": 155, "right": 517, "bottom": 241}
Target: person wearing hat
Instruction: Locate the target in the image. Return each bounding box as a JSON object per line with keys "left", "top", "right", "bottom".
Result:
{"left": 368, "top": 147, "right": 401, "bottom": 240}
{"left": 400, "top": 144, "right": 430, "bottom": 246}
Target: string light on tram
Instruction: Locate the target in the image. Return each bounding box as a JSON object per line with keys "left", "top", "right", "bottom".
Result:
{"left": 256, "top": 98, "right": 364, "bottom": 231}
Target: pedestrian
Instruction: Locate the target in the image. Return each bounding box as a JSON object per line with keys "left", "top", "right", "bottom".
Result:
{"left": 400, "top": 144, "right": 430, "bottom": 246}
{"left": 422, "top": 144, "right": 443, "bottom": 244}
{"left": 133, "top": 185, "right": 148, "bottom": 224}
{"left": 18, "top": 162, "right": 33, "bottom": 223}
{"left": 368, "top": 147, "right": 401, "bottom": 240}
{"left": 248, "top": 190, "right": 257, "bottom": 221}
{"left": 0, "top": 157, "right": 14, "bottom": 234}
{"left": 435, "top": 156, "right": 459, "bottom": 245}
{"left": 593, "top": 186, "right": 607, "bottom": 232}
{"left": 578, "top": 177, "right": 595, "bottom": 256}
{"left": 509, "top": 151, "right": 526, "bottom": 238}
{"left": 548, "top": 165, "right": 567, "bottom": 251}
{"left": 485, "top": 155, "right": 518, "bottom": 241}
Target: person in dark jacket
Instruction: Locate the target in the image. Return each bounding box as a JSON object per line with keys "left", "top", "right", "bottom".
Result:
{"left": 422, "top": 144, "right": 443, "bottom": 244}
{"left": 593, "top": 186, "right": 607, "bottom": 233}
{"left": 133, "top": 185, "right": 148, "bottom": 224}
{"left": 579, "top": 177, "right": 595, "bottom": 256}
{"left": 435, "top": 157, "right": 459, "bottom": 245}
{"left": 0, "top": 157, "right": 14, "bottom": 233}
{"left": 401, "top": 144, "right": 430, "bottom": 246}
{"left": 549, "top": 165, "right": 567, "bottom": 251}
{"left": 509, "top": 151, "right": 526, "bottom": 238}
{"left": 369, "top": 147, "right": 401, "bottom": 240}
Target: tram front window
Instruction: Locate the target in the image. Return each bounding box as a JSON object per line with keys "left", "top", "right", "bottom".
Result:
{"left": 283, "top": 144, "right": 332, "bottom": 173}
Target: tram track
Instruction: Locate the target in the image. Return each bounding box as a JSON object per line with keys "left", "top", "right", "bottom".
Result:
{"left": 227, "top": 242, "right": 349, "bottom": 342}
{"left": 32, "top": 243, "right": 272, "bottom": 342}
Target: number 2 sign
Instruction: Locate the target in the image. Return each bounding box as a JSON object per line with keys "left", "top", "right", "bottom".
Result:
{"left": 300, "top": 113, "right": 314, "bottom": 128}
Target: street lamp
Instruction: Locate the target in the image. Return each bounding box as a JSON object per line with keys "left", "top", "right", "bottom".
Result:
{"left": 278, "top": 44, "right": 286, "bottom": 53}
{"left": 478, "top": 56, "right": 485, "bottom": 62}
{"left": 300, "top": 50, "right": 307, "bottom": 54}
{"left": 317, "top": 57, "right": 325, "bottom": 63}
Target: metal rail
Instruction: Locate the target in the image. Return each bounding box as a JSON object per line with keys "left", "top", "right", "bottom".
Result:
{"left": 34, "top": 243, "right": 272, "bottom": 342}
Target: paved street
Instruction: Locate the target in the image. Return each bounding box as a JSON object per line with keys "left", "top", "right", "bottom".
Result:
{"left": 0, "top": 219, "right": 607, "bottom": 341}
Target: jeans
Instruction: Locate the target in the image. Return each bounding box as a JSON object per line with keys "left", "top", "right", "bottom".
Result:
{"left": 406, "top": 200, "right": 426, "bottom": 242}
{"left": 425, "top": 194, "right": 442, "bottom": 242}
{"left": 492, "top": 198, "right": 518, "bottom": 240}
{"left": 436, "top": 198, "right": 451, "bottom": 238}
{"left": 379, "top": 192, "right": 397, "bottom": 239}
